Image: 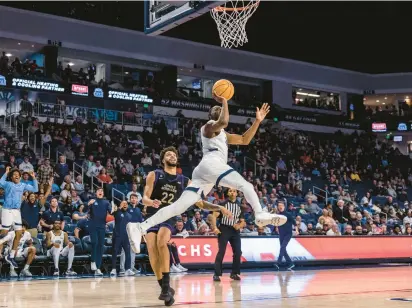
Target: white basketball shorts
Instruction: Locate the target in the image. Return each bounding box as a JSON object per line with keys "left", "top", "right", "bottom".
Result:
{"left": 186, "top": 156, "right": 234, "bottom": 197}
{"left": 1, "top": 209, "right": 22, "bottom": 231}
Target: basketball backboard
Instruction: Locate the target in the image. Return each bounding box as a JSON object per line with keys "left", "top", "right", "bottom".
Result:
{"left": 144, "top": 1, "right": 225, "bottom": 36}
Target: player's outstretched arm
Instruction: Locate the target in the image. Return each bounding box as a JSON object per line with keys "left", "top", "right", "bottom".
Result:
{"left": 226, "top": 103, "right": 270, "bottom": 145}
{"left": 196, "top": 200, "right": 233, "bottom": 219}
{"left": 0, "top": 166, "right": 11, "bottom": 188}
{"left": 204, "top": 94, "right": 229, "bottom": 137}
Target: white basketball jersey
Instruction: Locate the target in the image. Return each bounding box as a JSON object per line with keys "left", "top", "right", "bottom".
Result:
{"left": 49, "top": 231, "right": 65, "bottom": 245}
{"left": 5, "top": 231, "right": 31, "bottom": 251}
{"left": 200, "top": 122, "right": 228, "bottom": 163}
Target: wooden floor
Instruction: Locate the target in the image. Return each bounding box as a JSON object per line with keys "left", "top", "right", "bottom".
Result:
{"left": 1, "top": 266, "right": 412, "bottom": 307}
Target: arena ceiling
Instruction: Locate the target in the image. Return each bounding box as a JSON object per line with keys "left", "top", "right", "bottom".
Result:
{"left": 2, "top": 2, "right": 412, "bottom": 74}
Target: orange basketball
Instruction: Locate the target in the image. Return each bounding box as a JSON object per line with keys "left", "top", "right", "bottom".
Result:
{"left": 212, "top": 79, "right": 234, "bottom": 100}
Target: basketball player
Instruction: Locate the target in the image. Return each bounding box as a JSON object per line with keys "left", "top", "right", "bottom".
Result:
{"left": 0, "top": 220, "right": 36, "bottom": 277}
{"left": 45, "top": 220, "right": 77, "bottom": 276}
{"left": 127, "top": 95, "right": 287, "bottom": 254}
{"left": 142, "top": 146, "right": 233, "bottom": 306}
{"left": 0, "top": 167, "right": 38, "bottom": 269}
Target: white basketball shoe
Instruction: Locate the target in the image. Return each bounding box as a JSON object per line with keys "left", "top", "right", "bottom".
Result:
{"left": 255, "top": 212, "right": 287, "bottom": 227}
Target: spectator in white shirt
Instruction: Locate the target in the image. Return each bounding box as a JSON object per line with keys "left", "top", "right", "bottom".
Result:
{"left": 403, "top": 210, "right": 412, "bottom": 225}
{"left": 127, "top": 183, "right": 142, "bottom": 203}
{"left": 42, "top": 130, "right": 52, "bottom": 144}
{"left": 86, "top": 160, "right": 103, "bottom": 178}
{"left": 19, "top": 156, "right": 34, "bottom": 173}
{"left": 141, "top": 153, "right": 152, "bottom": 167}
{"left": 123, "top": 159, "right": 134, "bottom": 175}
{"left": 326, "top": 224, "right": 341, "bottom": 236}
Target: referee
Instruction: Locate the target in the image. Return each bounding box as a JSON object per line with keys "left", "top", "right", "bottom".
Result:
{"left": 208, "top": 188, "right": 245, "bottom": 282}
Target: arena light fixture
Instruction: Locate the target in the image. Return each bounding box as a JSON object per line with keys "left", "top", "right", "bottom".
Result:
{"left": 68, "top": 62, "right": 74, "bottom": 66}
{"left": 5, "top": 53, "right": 12, "bottom": 57}
{"left": 177, "top": 78, "right": 182, "bottom": 82}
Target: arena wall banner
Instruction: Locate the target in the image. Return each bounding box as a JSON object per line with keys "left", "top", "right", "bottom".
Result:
{"left": 172, "top": 236, "right": 412, "bottom": 264}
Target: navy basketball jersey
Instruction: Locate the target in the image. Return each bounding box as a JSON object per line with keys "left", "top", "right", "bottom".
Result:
{"left": 146, "top": 169, "right": 189, "bottom": 218}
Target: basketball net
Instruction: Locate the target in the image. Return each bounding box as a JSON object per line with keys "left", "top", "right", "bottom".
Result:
{"left": 211, "top": 0, "right": 260, "bottom": 49}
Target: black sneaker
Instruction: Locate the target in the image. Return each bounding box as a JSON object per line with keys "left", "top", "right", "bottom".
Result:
{"left": 213, "top": 275, "right": 221, "bottom": 282}
{"left": 274, "top": 264, "right": 280, "bottom": 271}
{"left": 53, "top": 268, "right": 60, "bottom": 276}
{"left": 287, "top": 263, "right": 295, "bottom": 271}
{"left": 230, "top": 274, "right": 241, "bottom": 281}
{"left": 164, "top": 287, "right": 175, "bottom": 306}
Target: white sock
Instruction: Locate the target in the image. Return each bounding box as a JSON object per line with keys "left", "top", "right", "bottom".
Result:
{"left": 219, "top": 171, "right": 263, "bottom": 214}
{"left": 68, "top": 247, "right": 75, "bottom": 269}
{"left": 9, "top": 250, "right": 15, "bottom": 258}
{"left": 140, "top": 190, "right": 201, "bottom": 232}
{"left": 24, "top": 264, "right": 30, "bottom": 270}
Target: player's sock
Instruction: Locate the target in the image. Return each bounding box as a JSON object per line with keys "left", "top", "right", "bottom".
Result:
{"left": 161, "top": 272, "right": 170, "bottom": 294}
{"left": 24, "top": 264, "right": 30, "bottom": 270}
{"left": 9, "top": 250, "right": 16, "bottom": 258}
{"left": 158, "top": 279, "right": 162, "bottom": 288}
{"left": 140, "top": 191, "right": 201, "bottom": 232}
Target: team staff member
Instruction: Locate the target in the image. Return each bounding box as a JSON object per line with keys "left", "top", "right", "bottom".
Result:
{"left": 275, "top": 201, "right": 298, "bottom": 270}
{"left": 208, "top": 188, "right": 245, "bottom": 282}
{"left": 88, "top": 187, "right": 113, "bottom": 276}
{"left": 110, "top": 200, "right": 134, "bottom": 276}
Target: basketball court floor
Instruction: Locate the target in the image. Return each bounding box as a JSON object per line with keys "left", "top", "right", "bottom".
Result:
{"left": 1, "top": 266, "right": 412, "bottom": 307}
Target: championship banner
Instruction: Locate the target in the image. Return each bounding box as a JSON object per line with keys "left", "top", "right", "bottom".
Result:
{"left": 171, "top": 236, "right": 412, "bottom": 264}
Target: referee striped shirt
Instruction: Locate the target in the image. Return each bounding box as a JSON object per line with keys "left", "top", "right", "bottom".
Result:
{"left": 220, "top": 199, "right": 243, "bottom": 227}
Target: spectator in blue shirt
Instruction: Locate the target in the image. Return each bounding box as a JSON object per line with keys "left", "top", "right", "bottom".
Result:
{"left": 39, "top": 197, "right": 65, "bottom": 233}
{"left": 55, "top": 155, "right": 69, "bottom": 186}
{"left": 88, "top": 187, "right": 113, "bottom": 276}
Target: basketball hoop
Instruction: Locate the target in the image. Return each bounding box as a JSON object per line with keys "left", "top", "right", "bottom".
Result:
{"left": 211, "top": 0, "right": 260, "bottom": 49}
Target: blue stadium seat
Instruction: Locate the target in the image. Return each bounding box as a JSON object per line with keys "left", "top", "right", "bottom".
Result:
{"left": 69, "top": 236, "right": 84, "bottom": 255}
{"left": 64, "top": 223, "right": 76, "bottom": 234}
{"left": 64, "top": 216, "right": 72, "bottom": 224}
{"left": 82, "top": 236, "right": 92, "bottom": 254}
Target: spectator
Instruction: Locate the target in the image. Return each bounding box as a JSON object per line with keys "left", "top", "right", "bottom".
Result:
{"left": 40, "top": 197, "right": 65, "bottom": 233}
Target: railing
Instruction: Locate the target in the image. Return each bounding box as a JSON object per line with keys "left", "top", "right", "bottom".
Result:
{"left": 313, "top": 186, "right": 329, "bottom": 204}
{"left": 41, "top": 142, "right": 50, "bottom": 160}
{"left": 243, "top": 156, "right": 257, "bottom": 175}
{"left": 112, "top": 188, "right": 126, "bottom": 206}
{"left": 91, "top": 176, "right": 103, "bottom": 193}
{"left": 26, "top": 129, "right": 38, "bottom": 155}
{"left": 73, "top": 162, "right": 84, "bottom": 184}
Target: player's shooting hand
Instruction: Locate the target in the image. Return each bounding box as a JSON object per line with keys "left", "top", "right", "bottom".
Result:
{"left": 220, "top": 207, "right": 233, "bottom": 220}
{"left": 88, "top": 199, "right": 96, "bottom": 205}
{"left": 212, "top": 93, "right": 227, "bottom": 105}
{"left": 152, "top": 199, "right": 161, "bottom": 208}
{"left": 255, "top": 103, "right": 270, "bottom": 123}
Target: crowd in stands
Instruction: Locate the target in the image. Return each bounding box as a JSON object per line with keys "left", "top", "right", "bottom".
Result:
{"left": 0, "top": 100, "right": 411, "bottom": 276}
{"left": 0, "top": 51, "right": 42, "bottom": 78}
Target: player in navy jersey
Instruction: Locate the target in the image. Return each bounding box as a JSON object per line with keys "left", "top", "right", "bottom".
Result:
{"left": 140, "top": 146, "right": 232, "bottom": 306}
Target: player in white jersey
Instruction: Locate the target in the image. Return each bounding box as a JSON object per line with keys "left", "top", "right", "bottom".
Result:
{"left": 45, "top": 220, "right": 77, "bottom": 277}
{"left": 0, "top": 221, "right": 36, "bottom": 277}
{"left": 127, "top": 94, "right": 287, "bottom": 254}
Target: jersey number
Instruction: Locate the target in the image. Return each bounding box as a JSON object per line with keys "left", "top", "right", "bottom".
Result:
{"left": 161, "top": 192, "right": 174, "bottom": 204}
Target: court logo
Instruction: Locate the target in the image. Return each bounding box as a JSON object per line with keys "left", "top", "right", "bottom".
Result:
{"left": 0, "top": 75, "right": 6, "bottom": 86}
{"left": 93, "top": 88, "right": 104, "bottom": 98}
{"left": 397, "top": 123, "right": 407, "bottom": 131}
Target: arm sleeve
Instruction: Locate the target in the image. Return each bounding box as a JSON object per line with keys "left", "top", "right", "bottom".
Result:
{"left": 24, "top": 180, "right": 39, "bottom": 193}
{"left": 0, "top": 172, "right": 9, "bottom": 189}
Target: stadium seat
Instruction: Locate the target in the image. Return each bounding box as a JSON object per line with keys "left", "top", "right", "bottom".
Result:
{"left": 82, "top": 236, "right": 92, "bottom": 254}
